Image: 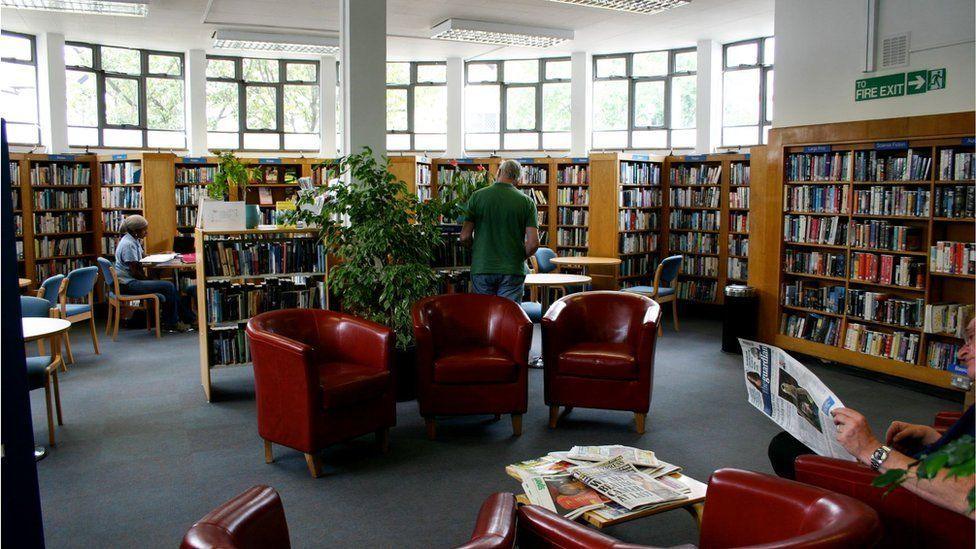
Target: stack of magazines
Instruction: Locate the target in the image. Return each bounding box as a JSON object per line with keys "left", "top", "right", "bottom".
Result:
{"left": 508, "top": 445, "right": 690, "bottom": 521}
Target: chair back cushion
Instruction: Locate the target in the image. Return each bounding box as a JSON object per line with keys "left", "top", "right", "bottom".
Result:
{"left": 544, "top": 291, "right": 655, "bottom": 345}
{"left": 534, "top": 247, "right": 558, "bottom": 274}
{"left": 21, "top": 296, "right": 52, "bottom": 318}
{"left": 38, "top": 274, "right": 65, "bottom": 306}
{"left": 413, "top": 293, "right": 525, "bottom": 352}
{"left": 698, "top": 468, "right": 881, "bottom": 549}
{"left": 96, "top": 257, "right": 116, "bottom": 293}
{"left": 658, "top": 255, "right": 682, "bottom": 287}
{"left": 180, "top": 485, "right": 290, "bottom": 549}
{"left": 64, "top": 266, "right": 99, "bottom": 298}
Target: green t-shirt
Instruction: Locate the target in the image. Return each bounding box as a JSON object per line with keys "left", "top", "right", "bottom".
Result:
{"left": 466, "top": 182, "right": 537, "bottom": 275}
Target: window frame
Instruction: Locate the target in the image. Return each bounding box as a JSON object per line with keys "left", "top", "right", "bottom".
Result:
{"left": 591, "top": 47, "right": 697, "bottom": 151}
{"left": 721, "top": 36, "right": 774, "bottom": 147}
{"left": 1, "top": 31, "right": 41, "bottom": 145}
{"left": 386, "top": 61, "right": 447, "bottom": 152}
{"left": 206, "top": 55, "right": 321, "bottom": 151}
{"left": 65, "top": 41, "right": 185, "bottom": 148}
{"left": 464, "top": 57, "right": 571, "bottom": 152}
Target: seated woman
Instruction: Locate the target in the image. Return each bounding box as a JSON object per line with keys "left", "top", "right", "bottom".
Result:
{"left": 114, "top": 215, "right": 195, "bottom": 333}
{"left": 768, "top": 317, "right": 975, "bottom": 517}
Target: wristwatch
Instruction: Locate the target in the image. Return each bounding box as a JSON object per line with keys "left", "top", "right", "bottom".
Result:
{"left": 869, "top": 445, "right": 892, "bottom": 471}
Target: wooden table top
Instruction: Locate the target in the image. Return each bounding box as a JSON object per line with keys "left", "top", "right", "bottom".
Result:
{"left": 19, "top": 278, "right": 31, "bottom": 288}
{"left": 550, "top": 256, "right": 622, "bottom": 266}
{"left": 524, "top": 273, "right": 591, "bottom": 286}
{"left": 22, "top": 318, "right": 71, "bottom": 341}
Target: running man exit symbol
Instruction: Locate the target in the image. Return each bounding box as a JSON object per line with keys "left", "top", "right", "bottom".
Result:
{"left": 929, "top": 68, "right": 946, "bottom": 90}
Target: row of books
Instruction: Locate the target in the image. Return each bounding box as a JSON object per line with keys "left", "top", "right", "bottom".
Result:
{"left": 728, "top": 258, "right": 748, "bottom": 281}
{"left": 538, "top": 210, "right": 548, "bottom": 226}
{"left": 176, "top": 185, "right": 204, "bottom": 207}
{"left": 668, "top": 232, "right": 719, "bottom": 255}
{"left": 9, "top": 162, "right": 19, "bottom": 185}
{"left": 202, "top": 238, "right": 327, "bottom": 277}
{"left": 619, "top": 233, "right": 657, "bottom": 254}
{"left": 208, "top": 325, "right": 251, "bottom": 366}
{"left": 520, "top": 188, "right": 548, "bottom": 205}
{"left": 784, "top": 185, "right": 848, "bottom": 214}
{"left": 33, "top": 189, "right": 90, "bottom": 210}
{"left": 31, "top": 165, "right": 91, "bottom": 186}
{"left": 850, "top": 252, "right": 925, "bottom": 288}
{"left": 730, "top": 162, "right": 750, "bottom": 185}
{"left": 669, "top": 187, "right": 720, "bottom": 208}
{"left": 787, "top": 152, "right": 850, "bottom": 182}
{"left": 620, "top": 255, "right": 654, "bottom": 278}
{"left": 781, "top": 313, "right": 840, "bottom": 345}
{"left": 176, "top": 166, "right": 216, "bottom": 184}
{"left": 35, "top": 212, "right": 87, "bottom": 234}
{"left": 34, "top": 236, "right": 85, "bottom": 258}
{"left": 558, "top": 165, "right": 589, "bottom": 185}
{"left": 682, "top": 255, "right": 718, "bottom": 277}
{"left": 843, "top": 323, "right": 919, "bottom": 364}
{"left": 14, "top": 214, "right": 23, "bottom": 237}
{"left": 927, "top": 341, "right": 962, "bottom": 370}
{"left": 729, "top": 234, "right": 749, "bottom": 256}
{"left": 102, "top": 211, "right": 126, "bottom": 232}
{"left": 846, "top": 289, "right": 924, "bottom": 328}
{"left": 556, "top": 228, "right": 588, "bottom": 248}
{"left": 849, "top": 220, "right": 922, "bottom": 252}
{"left": 784, "top": 215, "right": 847, "bottom": 245}
{"left": 619, "top": 188, "right": 661, "bottom": 208}
{"left": 729, "top": 187, "right": 750, "bottom": 209}
{"left": 417, "top": 164, "right": 432, "bottom": 187}
{"left": 557, "top": 207, "right": 588, "bottom": 226}
{"left": 923, "top": 303, "right": 973, "bottom": 337}
{"left": 101, "top": 161, "right": 142, "bottom": 185}
{"left": 557, "top": 188, "right": 589, "bottom": 205}
{"left": 853, "top": 150, "right": 931, "bottom": 181}
{"left": 11, "top": 189, "right": 19, "bottom": 209}
{"left": 102, "top": 236, "right": 118, "bottom": 255}
{"left": 677, "top": 279, "right": 717, "bottom": 302}
{"left": 178, "top": 208, "right": 197, "bottom": 228}
{"left": 729, "top": 212, "right": 749, "bottom": 233}
{"left": 35, "top": 258, "right": 86, "bottom": 281}
{"left": 669, "top": 210, "right": 718, "bottom": 231}
{"left": 519, "top": 166, "right": 548, "bottom": 185}
{"left": 784, "top": 250, "right": 846, "bottom": 278}
{"left": 205, "top": 280, "right": 321, "bottom": 324}
{"left": 620, "top": 211, "right": 658, "bottom": 231}
{"left": 620, "top": 161, "right": 661, "bottom": 185}
{"left": 933, "top": 185, "right": 975, "bottom": 218}
{"left": 417, "top": 184, "right": 433, "bottom": 202}
{"left": 670, "top": 165, "right": 720, "bottom": 185}
{"left": 852, "top": 187, "right": 929, "bottom": 217}
{"left": 782, "top": 282, "right": 845, "bottom": 314}
{"left": 930, "top": 241, "right": 975, "bottom": 275}
{"left": 937, "top": 150, "right": 974, "bottom": 181}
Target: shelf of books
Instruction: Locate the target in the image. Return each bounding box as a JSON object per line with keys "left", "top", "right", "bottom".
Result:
{"left": 10, "top": 154, "right": 26, "bottom": 279}
{"left": 388, "top": 155, "right": 432, "bottom": 200}
{"left": 514, "top": 157, "right": 554, "bottom": 248}
{"left": 774, "top": 135, "right": 975, "bottom": 389}
{"left": 194, "top": 228, "right": 328, "bottom": 402}
{"left": 432, "top": 157, "right": 499, "bottom": 205}
{"left": 174, "top": 157, "right": 216, "bottom": 234}
{"left": 98, "top": 152, "right": 176, "bottom": 256}
{"left": 553, "top": 157, "right": 591, "bottom": 258}
{"left": 240, "top": 158, "right": 304, "bottom": 226}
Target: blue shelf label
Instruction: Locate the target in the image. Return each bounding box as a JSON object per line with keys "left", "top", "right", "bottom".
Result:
{"left": 456, "top": 157, "right": 474, "bottom": 163}
{"left": 516, "top": 157, "right": 536, "bottom": 164}
{"left": 802, "top": 145, "right": 832, "bottom": 153}
{"left": 570, "top": 157, "right": 589, "bottom": 164}
{"left": 962, "top": 137, "right": 975, "bottom": 146}
{"left": 48, "top": 154, "right": 77, "bottom": 161}
{"left": 632, "top": 154, "right": 650, "bottom": 161}
{"left": 112, "top": 153, "right": 128, "bottom": 160}
{"left": 683, "top": 154, "right": 707, "bottom": 162}
{"left": 875, "top": 140, "right": 909, "bottom": 150}
{"left": 182, "top": 156, "right": 207, "bottom": 164}
{"left": 258, "top": 158, "right": 282, "bottom": 164}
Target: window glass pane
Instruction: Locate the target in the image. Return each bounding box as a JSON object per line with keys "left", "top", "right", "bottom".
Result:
{"left": 671, "top": 128, "right": 696, "bottom": 148}
{"left": 387, "top": 133, "right": 411, "bottom": 151}
{"left": 243, "top": 58, "right": 278, "bottom": 82}
{"left": 386, "top": 62, "right": 410, "bottom": 85}
{"left": 723, "top": 68, "right": 760, "bottom": 126}
{"left": 670, "top": 74, "right": 696, "bottom": 129}
{"left": 414, "top": 133, "right": 446, "bottom": 151}
{"left": 284, "top": 85, "right": 319, "bottom": 133}
{"left": 206, "top": 81, "right": 238, "bottom": 131}
{"left": 592, "top": 80, "right": 628, "bottom": 131}
{"left": 634, "top": 80, "right": 664, "bottom": 127}
{"left": 6, "top": 122, "right": 38, "bottom": 144}
{"left": 633, "top": 52, "right": 667, "bottom": 77}
{"left": 542, "top": 82, "right": 570, "bottom": 132}
{"left": 632, "top": 130, "right": 667, "bottom": 148}
{"left": 148, "top": 54, "right": 181, "bottom": 75}
{"left": 723, "top": 126, "right": 758, "bottom": 146}
{"left": 207, "top": 131, "right": 238, "bottom": 149}
{"left": 66, "top": 70, "right": 97, "bottom": 126}
{"left": 466, "top": 133, "right": 499, "bottom": 151}
{"left": 595, "top": 56, "right": 626, "bottom": 78}
{"left": 245, "top": 86, "right": 277, "bottom": 130}
{"left": 286, "top": 63, "right": 316, "bottom": 82}
{"left": 542, "top": 132, "right": 570, "bottom": 150}
{"left": 592, "top": 130, "right": 627, "bottom": 149}
{"left": 68, "top": 126, "right": 98, "bottom": 146}
{"left": 467, "top": 63, "right": 497, "bottom": 83}
{"left": 414, "top": 85, "right": 447, "bottom": 133}
{"left": 386, "top": 88, "right": 408, "bottom": 131}
{"left": 146, "top": 77, "right": 184, "bottom": 130}
{"left": 726, "top": 42, "right": 758, "bottom": 67}
{"left": 506, "top": 86, "right": 536, "bottom": 130}
{"left": 1, "top": 63, "right": 37, "bottom": 123}
{"left": 504, "top": 60, "right": 538, "bottom": 83}
{"left": 763, "top": 37, "right": 775, "bottom": 65}
{"left": 504, "top": 132, "right": 538, "bottom": 150}
{"left": 147, "top": 130, "right": 185, "bottom": 148}
{"left": 416, "top": 63, "right": 446, "bottom": 83}
{"left": 207, "top": 58, "right": 235, "bottom": 79}
{"left": 102, "top": 47, "right": 141, "bottom": 75}
{"left": 104, "top": 77, "right": 139, "bottom": 125}
{"left": 64, "top": 44, "right": 93, "bottom": 67}
{"left": 284, "top": 133, "right": 318, "bottom": 150}
{"left": 465, "top": 85, "right": 500, "bottom": 132}
{"left": 765, "top": 69, "right": 774, "bottom": 122}
{"left": 674, "top": 50, "right": 697, "bottom": 72}
{"left": 544, "top": 60, "right": 571, "bottom": 80}
{"left": 103, "top": 128, "right": 141, "bottom": 147}
{"left": 243, "top": 133, "right": 279, "bottom": 150}
{"left": 1, "top": 34, "right": 32, "bottom": 61}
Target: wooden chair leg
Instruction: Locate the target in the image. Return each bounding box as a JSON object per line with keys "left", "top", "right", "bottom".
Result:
{"left": 658, "top": 322, "right": 663, "bottom": 337}
{"left": 52, "top": 369, "right": 63, "bottom": 426}
{"left": 304, "top": 453, "right": 323, "bottom": 478}
{"left": 154, "top": 300, "right": 161, "bottom": 338}
{"left": 425, "top": 418, "right": 436, "bottom": 441}
{"left": 548, "top": 406, "right": 560, "bottom": 429}
{"left": 105, "top": 303, "right": 113, "bottom": 335}
{"left": 113, "top": 303, "right": 121, "bottom": 341}
{"left": 635, "top": 412, "right": 646, "bottom": 435}
{"left": 44, "top": 376, "right": 55, "bottom": 446}
{"left": 63, "top": 330, "right": 75, "bottom": 365}
{"left": 672, "top": 300, "right": 680, "bottom": 332}
{"left": 376, "top": 428, "right": 390, "bottom": 453}
{"left": 511, "top": 414, "right": 522, "bottom": 436}
{"left": 88, "top": 315, "right": 100, "bottom": 354}
{"left": 264, "top": 440, "right": 274, "bottom": 464}
{"left": 145, "top": 303, "right": 152, "bottom": 332}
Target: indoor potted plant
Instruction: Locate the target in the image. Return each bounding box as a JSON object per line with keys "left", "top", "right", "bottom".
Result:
{"left": 206, "top": 151, "right": 262, "bottom": 228}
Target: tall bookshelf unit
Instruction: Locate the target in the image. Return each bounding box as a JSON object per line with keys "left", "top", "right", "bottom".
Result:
{"left": 553, "top": 157, "right": 591, "bottom": 258}
{"left": 754, "top": 112, "right": 974, "bottom": 390}
{"left": 514, "top": 157, "right": 555, "bottom": 248}
{"left": 98, "top": 153, "right": 176, "bottom": 256}
{"left": 10, "top": 153, "right": 26, "bottom": 279}
{"left": 174, "top": 156, "right": 217, "bottom": 234}
{"left": 388, "top": 155, "right": 433, "bottom": 199}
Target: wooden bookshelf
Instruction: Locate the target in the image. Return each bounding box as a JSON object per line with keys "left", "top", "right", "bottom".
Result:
{"left": 553, "top": 157, "right": 591, "bottom": 258}
{"left": 432, "top": 157, "right": 500, "bottom": 204}
{"left": 238, "top": 157, "right": 304, "bottom": 226}
{"left": 174, "top": 156, "right": 217, "bottom": 234}
{"left": 98, "top": 152, "right": 176, "bottom": 256}
{"left": 388, "top": 155, "right": 432, "bottom": 199}
{"left": 753, "top": 111, "right": 975, "bottom": 390}
{"left": 9, "top": 153, "right": 27, "bottom": 281}
{"left": 513, "top": 156, "right": 556, "bottom": 249}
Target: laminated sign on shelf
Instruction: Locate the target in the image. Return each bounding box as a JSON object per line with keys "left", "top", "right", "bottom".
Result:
{"left": 197, "top": 199, "right": 245, "bottom": 231}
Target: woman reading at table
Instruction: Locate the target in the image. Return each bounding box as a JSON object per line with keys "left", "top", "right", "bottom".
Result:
{"left": 114, "top": 215, "right": 195, "bottom": 333}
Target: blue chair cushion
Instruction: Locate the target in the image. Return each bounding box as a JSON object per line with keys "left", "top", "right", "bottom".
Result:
{"left": 520, "top": 302, "right": 543, "bottom": 323}
{"left": 623, "top": 286, "right": 675, "bottom": 298}
{"left": 26, "top": 356, "right": 51, "bottom": 391}
{"left": 64, "top": 303, "right": 91, "bottom": 316}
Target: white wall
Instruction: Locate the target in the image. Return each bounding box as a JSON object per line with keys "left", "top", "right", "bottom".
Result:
{"left": 774, "top": 0, "right": 975, "bottom": 127}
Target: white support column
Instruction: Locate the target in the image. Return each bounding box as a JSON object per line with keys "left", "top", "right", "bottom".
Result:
{"left": 340, "top": 0, "right": 386, "bottom": 159}
{"left": 184, "top": 49, "right": 208, "bottom": 156}
{"left": 319, "top": 55, "right": 338, "bottom": 158}
{"left": 695, "top": 39, "right": 722, "bottom": 154}
{"left": 569, "top": 51, "right": 592, "bottom": 157}
{"left": 37, "top": 33, "right": 68, "bottom": 152}
{"left": 445, "top": 57, "right": 464, "bottom": 158}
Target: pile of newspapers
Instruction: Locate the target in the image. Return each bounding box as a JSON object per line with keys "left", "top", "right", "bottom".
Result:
{"left": 508, "top": 445, "right": 691, "bottom": 521}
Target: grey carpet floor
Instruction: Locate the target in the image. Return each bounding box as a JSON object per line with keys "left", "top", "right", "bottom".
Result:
{"left": 31, "top": 315, "right": 957, "bottom": 548}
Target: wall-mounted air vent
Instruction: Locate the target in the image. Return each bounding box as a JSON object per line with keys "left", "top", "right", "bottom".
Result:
{"left": 880, "top": 32, "right": 910, "bottom": 69}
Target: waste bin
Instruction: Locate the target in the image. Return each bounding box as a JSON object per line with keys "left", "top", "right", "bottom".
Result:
{"left": 722, "top": 285, "right": 758, "bottom": 354}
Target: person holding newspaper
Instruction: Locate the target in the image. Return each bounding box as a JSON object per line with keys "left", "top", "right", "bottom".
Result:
{"left": 768, "top": 317, "right": 976, "bottom": 518}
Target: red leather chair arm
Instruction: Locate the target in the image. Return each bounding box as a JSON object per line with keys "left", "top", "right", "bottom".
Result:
{"left": 933, "top": 411, "right": 964, "bottom": 432}
{"left": 330, "top": 315, "right": 394, "bottom": 374}
{"left": 540, "top": 299, "right": 574, "bottom": 372}
{"left": 454, "top": 493, "right": 517, "bottom": 549}
{"left": 413, "top": 323, "right": 436, "bottom": 388}
{"left": 491, "top": 306, "right": 533, "bottom": 366}
{"left": 517, "top": 505, "right": 650, "bottom": 549}
{"left": 634, "top": 303, "right": 662, "bottom": 374}
{"left": 181, "top": 485, "right": 290, "bottom": 549}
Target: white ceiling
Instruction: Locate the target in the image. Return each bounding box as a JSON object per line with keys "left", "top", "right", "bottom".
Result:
{"left": 1, "top": 0, "right": 773, "bottom": 60}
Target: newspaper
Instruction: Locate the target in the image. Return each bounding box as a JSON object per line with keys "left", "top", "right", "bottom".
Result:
{"left": 739, "top": 339, "right": 853, "bottom": 460}
{"left": 521, "top": 474, "right": 609, "bottom": 519}
{"left": 571, "top": 457, "right": 685, "bottom": 510}
{"left": 507, "top": 455, "right": 577, "bottom": 481}
{"left": 590, "top": 476, "right": 691, "bottom": 521}
{"left": 566, "top": 445, "right": 659, "bottom": 467}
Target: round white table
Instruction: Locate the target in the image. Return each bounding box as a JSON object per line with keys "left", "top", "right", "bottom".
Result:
{"left": 524, "top": 273, "right": 592, "bottom": 369}
{"left": 22, "top": 317, "right": 70, "bottom": 461}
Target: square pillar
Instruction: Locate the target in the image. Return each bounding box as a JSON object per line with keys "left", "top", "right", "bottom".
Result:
{"left": 570, "top": 51, "right": 592, "bottom": 157}
{"left": 340, "top": 0, "right": 386, "bottom": 159}
{"left": 37, "top": 33, "right": 67, "bottom": 152}
{"left": 184, "top": 49, "right": 208, "bottom": 156}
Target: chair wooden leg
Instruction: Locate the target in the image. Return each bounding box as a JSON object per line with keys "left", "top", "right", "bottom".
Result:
{"left": 658, "top": 322, "right": 663, "bottom": 337}
{"left": 146, "top": 304, "right": 152, "bottom": 332}
{"left": 635, "top": 412, "right": 646, "bottom": 435}
{"left": 672, "top": 301, "right": 680, "bottom": 332}
{"left": 154, "top": 301, "right": 161, "bottom": 339}
{"left": 548, "top": 406, "right": 560, "bottom": 429}
{"left": 425, "top": 418, "right": 436, "bottom": 441}
{"left": 105, "top": 304, "right": 113, "bottom": 335}
{"left": 263, "top": 440, "right": 274, "bottom": 464}
{"left": 52, "top": 369, "right": 63, "bottom": 426}
{"left": 376, "top": 428, "right": 390, "bottom": 453}
{"left": 511, "top": 414, "right": 522, "bottom": 436}
{"left": 63, "top": 330, "right": 75, "bottom": 365}
{"left": 44, "top": 376, "right": 55, "bottom": 446}
{"left": 113, "top": 304, "right": 121, "bottom": 341}
{"left": 304, "top": 453, "right": 323, "bottom": 478}
{"left": 88, "top": 315, "right": 100, "bottom": 354}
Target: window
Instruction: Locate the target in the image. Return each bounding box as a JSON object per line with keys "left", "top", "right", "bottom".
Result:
{"left": 464, "top": 57, "right": 571, "bottom": 152}
{"left": 1, "top": 31, "right": 40, "bottom": 144}
{"left": 386, "top": 61, "right": 446, "bottom": 151}
{"left": 206, "top": 55, "right": 321, "bottom": 151}
{"left": 722, "top": 37, "right": 774, "bottom": 146}
{"left": 65, "top": 42, "right": 185, "bottom": 148}
{"left": 592, "top": 48, "right": 696, "bottom": 150}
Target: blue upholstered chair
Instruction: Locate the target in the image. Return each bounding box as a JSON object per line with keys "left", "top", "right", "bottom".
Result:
{"left": 21, "top": 296, "right": 65, "bottom": 445}
{"left": 531, "top": 247, "right": 559, "bottom": 274}
{"left": 622, "top": 254, "right": 683, "bottom": 335}
{"left": 58, "top": 266, "right": 100, "bottom": 363}
{"left": 97, "top": 257, "right": 162, "bottom": 340}
{"left": 522, "top": 248, "right": 563, "bottom": 322}
{"left": 36, "top": 274, "right": 65, "bottom": 307}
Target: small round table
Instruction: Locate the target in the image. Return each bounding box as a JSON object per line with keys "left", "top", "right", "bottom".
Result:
{"left": 19, "top": 278, "right": 31, "bottom": 289}
{"left": 22, "top": 317, "right": 71, "bottom": 461}
{"left": 524, "top": 273, "right": 592, "bottom": 369}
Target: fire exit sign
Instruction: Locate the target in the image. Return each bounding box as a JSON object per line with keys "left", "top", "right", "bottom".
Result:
{"left": 855, "top": 68, "right": 947, "bottom": 101}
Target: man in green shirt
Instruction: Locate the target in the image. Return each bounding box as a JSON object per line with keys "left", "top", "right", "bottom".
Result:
{"left": 461, "top": 159, "right": 540, "bottom": 301}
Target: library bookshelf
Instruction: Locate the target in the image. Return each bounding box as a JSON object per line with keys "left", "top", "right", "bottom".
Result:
{"left": 174, "top": 156, "right": 218, "bottom": 234}
{"left": 754, "top": 111, "right": 975, "bottom": 391}
{"left": 98, "top": 152, "right": 176, "bottom": 256}
{"left": 388, "top": 155, "right": 432, "bottom": 198}
{"left": 431, "top": 157, "right": 500, "bottom": 204}
{"left": 238, "top": 157, "right": 305, "bottom": 226}
{"left": 194, "top": 227, "right": 327, "bottom": 402}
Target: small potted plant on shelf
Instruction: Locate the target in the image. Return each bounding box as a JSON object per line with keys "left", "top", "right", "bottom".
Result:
{"left": 281, "top": 147, "right": 448, "bottom": 400}
{"left": 206, "top": 151, "right": 262, "bottom": 228}
{"left": 437, "top": 160, "right": 492, "bottom": 226}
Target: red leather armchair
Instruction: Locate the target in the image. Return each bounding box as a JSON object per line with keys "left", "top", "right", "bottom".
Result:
{"left": 454, "top": 493, "right": 517, "bottom": 549}
{"left": 541, "top": 291, "right": 661, "bottom": 434}
{"left": 412, "top": 294, "right": 532, "bottom": 439}
{"left": 246, "top": 309, "right": 396, "bottom": 478}
{"left": 181, "top": 485, "right": 290, "bottom": 549}
{"left": 517, "top": 469, "right": 882, "bottom": 549}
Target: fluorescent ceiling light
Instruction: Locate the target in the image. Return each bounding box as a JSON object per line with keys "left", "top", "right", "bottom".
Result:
{"left": 0, "top": 0, "right": 148, "bottom": 16}
{"left": 430, "top": 19, "right": 573, "bottom": 48}
{"left": 547, "top": 0, "right": 690, "bottom": 15}
{"left": 212, "top": 30, "right": 339, "bottom": 55}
